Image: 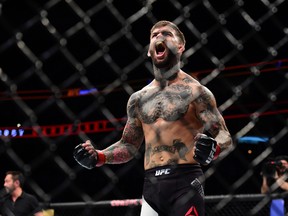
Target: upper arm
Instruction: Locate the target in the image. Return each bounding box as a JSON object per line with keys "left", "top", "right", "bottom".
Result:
{"left": 195, "top": 86, "right": 223, "bottom": 135}
{"left": 195, "top": 85, "right": 232, "bottom": 149}
{"left": 102, "top": 92, "right": 144, "bottom": 163}
{"left": 121, "top": 92, "right": 144, "bottom": 149}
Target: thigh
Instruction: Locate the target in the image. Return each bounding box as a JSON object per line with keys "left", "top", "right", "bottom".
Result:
{"left": 140, "top": 197, "right": 159, "bottom": 216}
{"left": 170, "top": 192, "right": 205, "bottom": 216}
{"left": 170, "top": 178, "right": 205, "bottom": 216}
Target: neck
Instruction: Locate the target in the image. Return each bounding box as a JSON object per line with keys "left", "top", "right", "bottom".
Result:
{"left": 154, "top": 69, "right": 181, "bottom": 89}
{"left": 11, "top": 187, "right": 22, "bottom": 201}
{"left": 154, "top": 62, "right": 180, "bottom": 82}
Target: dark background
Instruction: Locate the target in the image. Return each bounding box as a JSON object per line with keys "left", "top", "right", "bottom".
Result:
{"left": 0, "top": 0, "right": 287, "bottom": 204}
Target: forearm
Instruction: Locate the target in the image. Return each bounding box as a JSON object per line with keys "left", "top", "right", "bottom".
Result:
{"left": 198, "top": 107, "right": 232, "bottom": 151}
{"left": 102, "top": 141, "right": 139, "bottom": 164}
{"left": 214, "top": 129, "right": 232, "bottom": 151}
{"left": 277, "top": 175, "right": 288, "bottom": 191}
{"left": 261, "top": 177, "right": 269, "bottom": 194}
{"left": 279, "top": 182, "right": 288, "bottom": 191}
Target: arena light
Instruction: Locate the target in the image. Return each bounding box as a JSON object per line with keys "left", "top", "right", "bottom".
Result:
{"left": 0, "top": 128, "right": 25, "bottom": 137}
{"left": 79, "top": 88, "right": 98, "bottom": 95}
{"left": 237, "top": 136, "right": 269, "bottom": 144}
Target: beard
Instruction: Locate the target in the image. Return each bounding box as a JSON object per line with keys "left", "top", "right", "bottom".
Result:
{"left": 151, "top": 48, "right": 178, "bottom": 69}
{"left": 5, "top": 186, "right": 15, "bottom": 194}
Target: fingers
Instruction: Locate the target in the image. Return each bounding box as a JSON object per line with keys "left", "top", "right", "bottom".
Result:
{"left": 81, "top": 140, "right": 97, "bottom": 156}
{"left": 82, "top": 140, "right": 93, "bottom": 150}
{"left": 194, "top": 133, "right": 207, "bottom": 141}
{"left": 82, "top": 140, "right": 91, "bottom": 147}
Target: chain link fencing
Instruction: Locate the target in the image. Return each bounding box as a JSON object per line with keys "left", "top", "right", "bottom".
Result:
{"left": 0, "top": 0, "right": 288, "bottom": 215}
{"left": 41, "top": 193, "right": 287, "bottom": 216}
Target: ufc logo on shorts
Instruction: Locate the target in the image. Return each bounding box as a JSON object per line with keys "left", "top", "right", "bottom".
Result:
{"left": 155, "top": 168, "right": 171, "bottom": 176}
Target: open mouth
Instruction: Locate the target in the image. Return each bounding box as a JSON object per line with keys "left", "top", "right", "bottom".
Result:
{"left": 155, "top": 41, "right": 166, "bottom": 57}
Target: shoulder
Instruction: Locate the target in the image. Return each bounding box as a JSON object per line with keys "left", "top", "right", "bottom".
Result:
{"left": 22, "top": 192, "right": 38, "bottom": 202}
{"left": 180, "top": 71, "right": 199, "bottom": 82}
{"left": 22, "top": 192, "right": 42, "bottom": 212}
{"left": 179, "top": 71, "right": 204, "bottom": 89}
{"left": 179, "top": 72, "right": 216, "bottom": 104}
{"left": 198, "top": 84, "right": 214, "bottom": 97}
{"left": 179, "top": 72, "right": 212, "bottom": 92}
{"left": 128, "top": 81, "right": 155, "bottom": 102}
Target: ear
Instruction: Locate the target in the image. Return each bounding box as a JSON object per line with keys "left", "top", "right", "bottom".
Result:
{"left": 14, "top": 179, "right": 20, "bottom": 187}
{"left": 178, "top": 43, "right": 185, "bottom": 53}
{"left": 147, "top": 50, "right": 151, "bottom": 57}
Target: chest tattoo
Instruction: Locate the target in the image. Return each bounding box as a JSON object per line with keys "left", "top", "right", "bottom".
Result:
{"left": 138, "top": 84, "right": 193, "bottom": 123}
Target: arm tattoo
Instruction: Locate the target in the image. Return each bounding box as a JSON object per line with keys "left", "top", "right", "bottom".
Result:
{"left": 105, "top": 144, "right": 136, "bottom": 163}
{"left": 122, "top": 120, "right": 143, "bottom": 145}
{"left": 104, "top": 121, "right": 143, "bottom": 163}
{"left": 196, "top": 89, "right": 221, "bottom": 137}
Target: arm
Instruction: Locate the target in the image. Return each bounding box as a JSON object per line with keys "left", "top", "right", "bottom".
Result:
{"left": 261, "top": 176, "right": 269, "bottom": 193}
{"left": 75, "top": 92, "right": 144, "bottom": 168}
{"left": 29, "top": 195, "right": 44, "bottom": 216}
{"left": 103, "top": 117, "right": 144, "bottom": 164}
{"left": 103, "top": 92, "right": 144, "bottom": 164}
{"left": 276, "top": 174, "right": 288, "bottom": 191}
{"left": 195, "top": 85, "right": 232, "bottom": 152}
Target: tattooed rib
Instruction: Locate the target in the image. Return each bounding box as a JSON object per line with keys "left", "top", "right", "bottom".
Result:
{"left": 152, "top": 145, "right": 176, "bottom": 154}
{"left": 145, "top": 144, "right": 152, "bottom": 166}
{"left": 172, "top": 139, "right": 188, "bottom": 161}
{"left": 149, "top": 159, "right": 178, "bottom": 168}
{"left": 148, "top": 139, "right": 188, "bottom": 161}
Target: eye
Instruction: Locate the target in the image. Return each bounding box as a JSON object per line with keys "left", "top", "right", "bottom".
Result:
{"left": 151, "top": 33, "right": 157, "bottom": 38}
{"left": 163, "top": 31, "right": 172, "bottom": 37}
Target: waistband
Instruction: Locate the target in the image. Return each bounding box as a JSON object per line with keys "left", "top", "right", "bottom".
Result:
{"left": 145, "top": 163, "right": 202, "bottom": 178}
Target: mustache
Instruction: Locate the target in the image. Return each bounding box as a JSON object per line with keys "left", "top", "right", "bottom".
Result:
{"left": 153, "top": 39, "right": 178, "bottom": 55}
{"left": 152, "top": 38, "right": 165, "bottom": 49}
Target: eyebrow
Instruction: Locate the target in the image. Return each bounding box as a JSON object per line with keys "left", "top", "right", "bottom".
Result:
{"left": 151, "top": 29, "right": 174, "bottom": 37}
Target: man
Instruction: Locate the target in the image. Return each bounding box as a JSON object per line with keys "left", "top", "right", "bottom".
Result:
{"left": 0, "top": 171, "right": 43, "bottom": 216}
{"left": 261, "top": 155, "right": 288, "bottom": 194}
{"left": 74, "top": 20, "right": 232, "bottom": 216}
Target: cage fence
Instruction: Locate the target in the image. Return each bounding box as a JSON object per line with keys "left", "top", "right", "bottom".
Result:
{"left": 41, "top": 193, "right": 288, "bottom": 216}
{"left": 0, "top": 0, "right": 288, "bottom": 215}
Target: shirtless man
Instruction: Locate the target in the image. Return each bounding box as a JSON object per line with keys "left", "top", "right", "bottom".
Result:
{"left": 74, "top": 20, "right": 232, "bottom": 216}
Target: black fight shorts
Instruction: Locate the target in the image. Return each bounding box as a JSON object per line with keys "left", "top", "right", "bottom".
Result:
{"left": 142, "top": 164, "right": 205, "bottom": 216}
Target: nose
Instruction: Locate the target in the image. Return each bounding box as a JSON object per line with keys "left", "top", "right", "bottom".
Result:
{"left": 156, "top": 34, "right": 165, "bottom": 41}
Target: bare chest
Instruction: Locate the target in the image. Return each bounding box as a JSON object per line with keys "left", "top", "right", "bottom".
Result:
{"left": 138, "top": 84, "right": 193, "bottom": 124}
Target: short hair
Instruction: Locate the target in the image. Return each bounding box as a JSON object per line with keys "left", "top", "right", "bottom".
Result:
{"left": 150, "top": 20, "right": 186, "bottom": 46}
{"left": 6, "top": 171, "right": 25, "bottom": 187}
{"left": 275, "top": 155, "right": 288, "bottom": 162}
